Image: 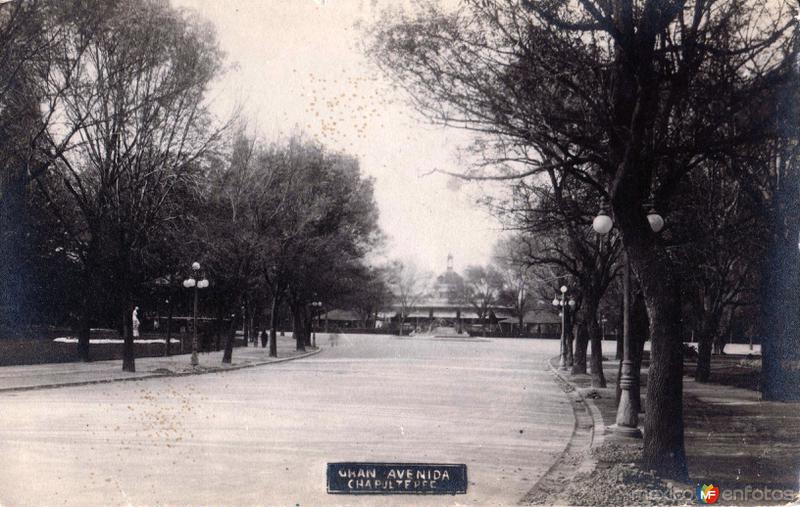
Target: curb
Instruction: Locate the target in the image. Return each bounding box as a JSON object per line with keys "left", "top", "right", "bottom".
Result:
{"left": 519, "top": 358, "right": 606, "bottom": 505}
{"left": 0, "top": 348, "right": 323, "bottom": 394}
{"left": 548, "top": 357, "right": 608, "bottom": 454}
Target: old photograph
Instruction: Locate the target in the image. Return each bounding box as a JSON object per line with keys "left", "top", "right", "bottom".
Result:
{"left": 0, "top": 0, "right": 799, "bottom": 505}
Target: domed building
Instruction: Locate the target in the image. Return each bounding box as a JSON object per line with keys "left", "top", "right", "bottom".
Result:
{"left": 386, "top": 254, "right": 513, "bottom": 334}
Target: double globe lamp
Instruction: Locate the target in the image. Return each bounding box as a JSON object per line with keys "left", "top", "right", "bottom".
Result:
{"left": 591, "top": 203, "right": 663, "bottom": 437}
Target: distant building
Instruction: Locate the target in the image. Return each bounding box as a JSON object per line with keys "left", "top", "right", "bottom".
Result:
{"left": 323, "top": 255, "right": 562, "bottom": 337}
{"left": 319, "top": 309, "right": 362, "bottom": 329}
{"left": 498, "top": 309, "right": 561, "bottom": 337}
{"left": 383, "top": 254, "right": 513, "bottom": 333}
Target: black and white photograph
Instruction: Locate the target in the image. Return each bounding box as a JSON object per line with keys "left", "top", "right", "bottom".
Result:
{"left": 0, "top": 0, "right": 799, "bottom": 505}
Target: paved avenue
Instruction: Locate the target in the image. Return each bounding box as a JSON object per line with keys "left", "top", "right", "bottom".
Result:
{"left": 0, "top": 334, "right": 572, "bottom": 506}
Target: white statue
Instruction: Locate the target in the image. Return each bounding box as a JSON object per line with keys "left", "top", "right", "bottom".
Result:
{"left": 132, "top": 306, "right": 140, "bottom": 338}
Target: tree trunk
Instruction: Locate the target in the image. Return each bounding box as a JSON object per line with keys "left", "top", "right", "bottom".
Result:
{"left": 222, "top": 311, "right": 236, "bottom": 364}
{"left": 572, "top": 318, "right": 589, "bottom": 375}
{"left": 77, "top": 290, "right": 91, "bottom": 362}
{"left": 253, "top": 310, "right": 264, "bottom": 348}
{"left": 565, "top": 307, "right": 574, "bottom": 367}
{"left": 304, "top": 309, "right": 313, "bottom": 347}
{"left": 248, "top": 311, "right": 255, "bottom": 346}
{"left": 269, "top": 295, "right": 279, "bottom": 358}
{"left": 641, "top": 292, "right": 686, "bottom": 478}
{"left": 242, "top": 295, "right": 250, "bottom": 346}
{"left": 627, "top": 327, "right": 644, "bottom": 415}
{"left": 122, "top": 302, "right": 135, "bottom": 372}
{"left": 760, "top": 230, "right": 800, "bottom": 400}
{"left": 589, "top": 327, "right": 606, "bottom": 388}
{"left": 582, "top": 284, "right": 606, "bottom": 387}
{"left": 695, "top": 330, "right": 713, "bottom": 383}
{"left": 587, "top": 307, "right": 606, "bottom": 388}
{"left": 241, "top": 296, "right": 248, "bottom": 347}
{"left": 256, "top": 310, "right": 265, "bottom": 347}
{"left": 76, "top": 252, "right": 97, "bottom": 362}
{"left": 695, "top": 293, "right": 722, "bottom": 383}
{"left": 632, "top": 250, "right": 687, "bottom": 480}
{"left": 214, "top": 305, "right": 223, "bottom": 352}
{"left": 713, "top": 332, "right": 726, "bottom": 355}
{"left": 292, "top": 304, "right": 306, "bottom": 351}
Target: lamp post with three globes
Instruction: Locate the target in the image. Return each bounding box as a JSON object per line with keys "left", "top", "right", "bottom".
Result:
{"left": 183, "top": 262, "right": 209, "bottom": 367}
{"left": 552, "top": 285, "right": 576, "bottom": 370}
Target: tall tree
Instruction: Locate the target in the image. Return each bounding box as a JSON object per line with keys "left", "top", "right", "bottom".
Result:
{"left": 670, "top": 164, "right": 762, "bottom": 382}
{"left": 264, "top": 139, "right": 382, "bottom": 351}
{"left": 490, "top": 171, "right": 620, "bottom": 384}
{"left": 196, "top": 131, "right": 310, "bottom": 362}
{"left": 0, "top": 0, "right": 103, "bottom": 332}
{"left": 341, "top": 265, "right": 393, "bottom": 328}
{"left": 730, "top": 61, "right": 800, "bottom": 400}
{"left": 369, "top": 0, "right": 795, "bottom": 478}
{"left": 493, "top": 236, "right": 537, "bottom": 336}
{"left": 459, "top": 264, "right": 504, "bottom": 334}
{"left": 33, "top": 0, "right": 224, "bottom": 369}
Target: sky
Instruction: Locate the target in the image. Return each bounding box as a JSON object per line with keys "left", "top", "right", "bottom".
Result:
{"left": 171, "top": 0, "right": 503, "bottom": 274}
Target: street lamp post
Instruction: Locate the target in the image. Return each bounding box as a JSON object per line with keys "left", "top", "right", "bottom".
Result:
{"left": 183, "top": 262, "right": 209, "bottom": 367}
{"left": 552, "top": 286, "right": 576, "bottom": 370}
{"left": 165, "top": 297, "right": 173, "bottom": 357}
{"left": 601, "top": 315, "right": 608, "bottom": 342}
{"left": 241, "top": 305, "right": 246, "bottom": 339}
{"left": 593, "top": 203, "right": 664, "bottom": 438}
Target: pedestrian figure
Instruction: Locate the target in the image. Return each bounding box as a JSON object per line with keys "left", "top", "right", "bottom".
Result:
{"left": 329, "top": 333, "right": 338, "bottom": 347}
{"left": 132, "top": 307, "right": 141, "bottom": 338}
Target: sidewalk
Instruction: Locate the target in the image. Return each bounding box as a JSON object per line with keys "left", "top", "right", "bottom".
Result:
{"left": 683, "top": 376, "right": 800, "bottom": 495}
{"left": 0, "top": 333, "right": 321, "bottom": 392}
{"left": 539, "top": 356, "right": 800, "bottom": 506}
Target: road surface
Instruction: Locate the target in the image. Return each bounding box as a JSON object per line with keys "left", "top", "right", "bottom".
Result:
{"left": 0, "top": 334, "right": 573, "bottom": 506}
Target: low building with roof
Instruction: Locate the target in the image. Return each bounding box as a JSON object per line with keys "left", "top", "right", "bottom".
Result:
{"left": 319, "top": 309, "right": 362, "bottom": 329}
{"left": 381, "top": 254, "right": 515, "bottom": 333}
{"left": 498, "top": 309, "right": 562, "bottom": 337}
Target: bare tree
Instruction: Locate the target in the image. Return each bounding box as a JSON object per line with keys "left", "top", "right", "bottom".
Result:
{"left": 0, "top": 0, "right": 102, "bottom": 204}
{"left": 387, "top": 259, "right": 431, "bottom": 335}
{"left": 458, "top": 265, "right": 504, "bottom": 335}
{"left": 492, "top": 236, "right": 537, "bottom": 336}
{"left": 369, "top": 0, "right": 795, "bottom": 477}
{"left": 199, "top": 132, "right": 276, "bottom": 363}
{"left": 257, "top": 139, "right": 382, "bottom": 351}
{"left": 670, "top": 164, "right": 762, "bottom": 382}
{"left": 33, "top": 0, "right": 225, "bottom": 370}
